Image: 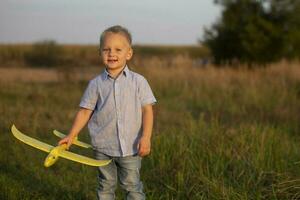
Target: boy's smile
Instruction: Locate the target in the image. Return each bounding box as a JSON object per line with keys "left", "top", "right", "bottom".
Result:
{"left": 101, "top": 33, "right": 133, "bottom": 77}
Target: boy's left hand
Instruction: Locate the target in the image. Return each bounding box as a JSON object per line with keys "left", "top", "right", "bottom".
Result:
{"left": 138, "top": 136, "right": 151, "bottom": 157}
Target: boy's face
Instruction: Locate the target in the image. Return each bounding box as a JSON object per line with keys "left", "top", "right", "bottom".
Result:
{"left": 101, "top": 33, "right": 133, "bottom": 71}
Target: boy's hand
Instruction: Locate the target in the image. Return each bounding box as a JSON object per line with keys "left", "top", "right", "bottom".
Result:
{"left": 58, "top": 135, "right": 74, "bottom": 150}
{"left": 138, "top": 136, "right": 151, "bottom": 157}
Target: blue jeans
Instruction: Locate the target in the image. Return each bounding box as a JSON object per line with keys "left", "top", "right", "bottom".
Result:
{"left": 94, "top": 151, "right": 145, "bottom": 200}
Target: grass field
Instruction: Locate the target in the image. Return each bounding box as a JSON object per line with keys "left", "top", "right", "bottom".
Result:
{"left": 1, "top": 59, "right": 300, "bottom": 199}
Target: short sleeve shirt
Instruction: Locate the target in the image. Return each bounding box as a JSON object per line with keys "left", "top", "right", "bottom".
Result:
{"left": 79, "top": 66, "right": 156, "bottom": 157}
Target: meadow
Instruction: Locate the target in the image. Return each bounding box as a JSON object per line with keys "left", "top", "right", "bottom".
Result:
{"left": 0, "top": 46, "right": 300, "bottom": 199}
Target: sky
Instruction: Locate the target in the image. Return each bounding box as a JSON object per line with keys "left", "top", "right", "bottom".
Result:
{"left": 0, "top": 0, "right": 221, "bottom": 45}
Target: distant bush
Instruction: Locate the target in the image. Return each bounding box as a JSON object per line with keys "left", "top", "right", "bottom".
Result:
{"left": 24, "top": 40, "right": 65, "bottom": 67}
{"left": 0, "top": 43, "right": 209, "bottom": 68}
{"left": 204, "top": 0, "right": 300, "bottom": 65}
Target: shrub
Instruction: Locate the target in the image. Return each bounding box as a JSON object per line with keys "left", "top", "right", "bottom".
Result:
{"left": 24, "top": 40, "right": 64, "bottom": 67}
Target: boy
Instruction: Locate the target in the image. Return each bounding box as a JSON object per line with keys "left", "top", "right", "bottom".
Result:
{"left": 59, "top": 25, "right": 156, "bottom": 199}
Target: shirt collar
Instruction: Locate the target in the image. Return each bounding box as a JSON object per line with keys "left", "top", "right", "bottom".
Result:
{"left": 102, "top": 65, "right": 129, "bottom": 80}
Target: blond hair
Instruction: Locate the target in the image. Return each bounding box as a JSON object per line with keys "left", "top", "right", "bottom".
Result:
{"left": 99, "top": 25, "right": 132, "bottom": 49}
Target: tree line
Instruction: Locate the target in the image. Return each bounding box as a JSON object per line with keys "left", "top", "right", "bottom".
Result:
{"left": 204, "top": 0, "right": 300, "bottom": 65}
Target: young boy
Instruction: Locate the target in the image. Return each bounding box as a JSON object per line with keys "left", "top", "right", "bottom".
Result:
{"left": 58, "top": 25, "right": 156, "bottom": 199}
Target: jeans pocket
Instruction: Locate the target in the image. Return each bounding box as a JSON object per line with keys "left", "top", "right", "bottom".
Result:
{"left": 93, "top": 150, "right": 111, "bottom": 160}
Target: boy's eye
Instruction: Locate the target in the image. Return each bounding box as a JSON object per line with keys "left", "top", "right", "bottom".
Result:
{"left": 116, "top": 49, "right": 122, "bottom": 52}
{"left": 102, "top": 48, "right": 109, "bottom": 52}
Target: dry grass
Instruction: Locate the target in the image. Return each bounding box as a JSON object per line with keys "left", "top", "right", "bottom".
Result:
{"left": 1, "top": 57, "right": 300, "bottom": 199}
{"left": 0, "top": 66, "right": 102, "bottom": 82}
{"left": 1, "top": 58, "right": 299, "bottom": 83}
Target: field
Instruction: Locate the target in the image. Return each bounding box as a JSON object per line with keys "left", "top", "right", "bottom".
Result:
{"left": 1, "top": 46, "right": 300, "bottom": 199}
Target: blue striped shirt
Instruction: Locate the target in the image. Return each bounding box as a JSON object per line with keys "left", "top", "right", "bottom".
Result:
{"left": 79, "top": 66, "right": 156, "bottom": 156}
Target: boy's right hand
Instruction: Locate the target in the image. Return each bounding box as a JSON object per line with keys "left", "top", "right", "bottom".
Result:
{"left": 58, "top": 135, "right": 74, "bottom": 150}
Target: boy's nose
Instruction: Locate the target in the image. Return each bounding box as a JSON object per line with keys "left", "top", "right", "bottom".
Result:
{"left": 108, "top": 50, "right": 115, "bottom": 56}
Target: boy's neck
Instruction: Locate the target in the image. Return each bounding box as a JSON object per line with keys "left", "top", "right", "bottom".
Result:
{"left": 106, "top": 66, "right": 126, "bottom": 79}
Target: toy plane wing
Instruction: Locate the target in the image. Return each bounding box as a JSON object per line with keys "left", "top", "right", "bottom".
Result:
{"left": 58, "top": 150, "right": 110, "bottom": 167}
{"left": 53, "top": 130, "right": 92, "bottom": 148}
{"left": 11, "top": 125, "right": 111, "bottom": 167}
{"left": 11, "top": 124, "right": 53, "bottom": 153}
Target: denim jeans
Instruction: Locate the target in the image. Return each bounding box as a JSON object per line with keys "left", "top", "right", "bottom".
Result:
{"left": 94, "top": 151, "right": 145, "bottom": 200}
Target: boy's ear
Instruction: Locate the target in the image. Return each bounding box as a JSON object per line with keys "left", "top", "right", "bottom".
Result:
{"left": 126, "top": 47, "right": 133, "bottom": 60}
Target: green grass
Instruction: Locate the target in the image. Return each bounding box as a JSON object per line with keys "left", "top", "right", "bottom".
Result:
{"left": 1, "top": 63, "right": 300, "bottom": 199}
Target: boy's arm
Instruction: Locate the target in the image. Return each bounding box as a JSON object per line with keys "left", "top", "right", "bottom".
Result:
{"left": 138, "top": 104, "right": 154, "bottom": 157}
{"left": 58, "top": 107, "right": 93, "bottom": 149}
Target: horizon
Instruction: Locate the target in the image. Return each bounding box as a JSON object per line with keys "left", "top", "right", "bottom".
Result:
{"left": 0, "top": 41, "right": 205, "bottom": 47}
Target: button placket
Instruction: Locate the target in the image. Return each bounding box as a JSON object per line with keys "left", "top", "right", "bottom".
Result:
{"left": 114, "top": 79, "right": 124, "bottom": 154}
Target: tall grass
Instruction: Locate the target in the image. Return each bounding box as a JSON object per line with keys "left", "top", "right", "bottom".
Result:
{"left": 0, "top": 60, "right": 300, "bottom": 199}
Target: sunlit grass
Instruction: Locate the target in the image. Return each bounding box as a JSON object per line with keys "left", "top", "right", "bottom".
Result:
{"left": 1, "top": 61, "right": 300, "bottom": 199}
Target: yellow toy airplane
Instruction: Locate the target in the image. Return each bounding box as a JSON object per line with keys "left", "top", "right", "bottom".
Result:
{"left": 52, "top": 129, "right": 92, "bottom": 149}
{"left": 11, "top": 125, "right": 111, "bottom": 167}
